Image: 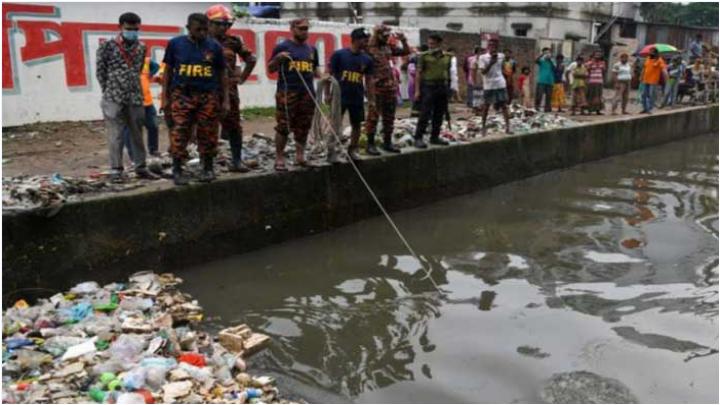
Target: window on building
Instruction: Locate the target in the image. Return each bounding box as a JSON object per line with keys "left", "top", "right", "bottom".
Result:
{"left": 511, "top": 23, "right": 532, "bottom": 38}
{"left": 620, "top": 22, "right": 637, "bottom": 39}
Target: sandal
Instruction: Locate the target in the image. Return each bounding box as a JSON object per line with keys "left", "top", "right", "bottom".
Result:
{"left": 274, "top": 161, "right": 288, "bottom": 171}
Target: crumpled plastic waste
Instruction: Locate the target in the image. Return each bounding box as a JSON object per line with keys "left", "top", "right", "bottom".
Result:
{"left": 2, "top": 271, "right": 286, "bottom": 404}
{"left": 387, "top": 103, "right": 580, "bottom": 145}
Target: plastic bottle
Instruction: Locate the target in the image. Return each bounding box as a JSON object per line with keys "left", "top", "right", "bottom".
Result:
{"left": 122, "top": 368, "right": 147, "bottom": 391}
{"left": 99, "top": 372, "right": 116, "bottom": 386}
{"left": 116, "top": 392, "right": 146, "bottom": 404}
{"left": 245, "top": 388, "right": 262, "bottom": 399}
{"left": 88, "top": 387, "right": 108, "bottom": 403}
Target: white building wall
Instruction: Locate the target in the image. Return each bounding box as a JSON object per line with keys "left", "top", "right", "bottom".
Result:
{"left": 282, "top": 2, "right": 612, "bottom": 40}
{"left": 1, "top": 2, "right": 419, "bottom": 126}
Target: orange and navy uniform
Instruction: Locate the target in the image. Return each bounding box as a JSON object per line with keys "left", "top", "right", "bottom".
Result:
{"left": 162, "top": 35, "right": 225, "bottom": 160}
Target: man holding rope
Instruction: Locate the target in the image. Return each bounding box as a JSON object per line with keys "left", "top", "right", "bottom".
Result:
{"left": 268, "top": 18, "right": 320, "bottom": 171}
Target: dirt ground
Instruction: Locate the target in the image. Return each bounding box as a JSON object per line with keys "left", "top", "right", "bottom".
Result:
{"left": 0, "top": 89, "right": 699, "bottom": 178}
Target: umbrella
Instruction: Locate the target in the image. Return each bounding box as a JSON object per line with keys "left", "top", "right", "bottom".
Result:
{"left": 638, "top": 43, "right": 678, "bottom": 56}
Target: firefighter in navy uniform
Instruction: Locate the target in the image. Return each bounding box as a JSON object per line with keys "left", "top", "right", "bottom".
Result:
{"left": 206, "top": 4, "right": 257, "bottom": 172}
{"left": 161, "top": 13, "right": 228, "bottom": 185}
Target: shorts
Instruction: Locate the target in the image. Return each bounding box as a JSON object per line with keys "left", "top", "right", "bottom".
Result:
{"left": 342, "top": 104, "right": 364, "bottom": 126}
{"left": 483, "top": 88, "right": 508, "bottom": 108}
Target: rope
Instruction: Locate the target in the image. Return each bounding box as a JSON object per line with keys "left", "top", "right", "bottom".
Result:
{"left": 310, "top": 76, "right": 343, "bottom": 158}
{"left": 284, "top": 55, "right": 443, "bottom": 292}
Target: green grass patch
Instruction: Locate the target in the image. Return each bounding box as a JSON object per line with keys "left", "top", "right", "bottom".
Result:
{"left": 242, "top": 106, "right": 276, "bottom": 119}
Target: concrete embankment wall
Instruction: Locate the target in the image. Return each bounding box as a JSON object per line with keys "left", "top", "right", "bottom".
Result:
{"left": 3, "top": 106, "right": 718, "bottom": 298}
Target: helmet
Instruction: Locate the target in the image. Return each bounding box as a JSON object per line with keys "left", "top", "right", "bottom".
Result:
{"left": 206, "top": 4, "right": 234, "bottom": 22}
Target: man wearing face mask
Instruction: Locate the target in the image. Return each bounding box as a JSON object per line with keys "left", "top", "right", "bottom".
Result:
{"left": 365, "top": 25, "right": 410, "bottom": 155}
{"left": 413, "top": 33, "right": 451, "bottom": 149}
{"left": 162, "top": 13, "right": 228, "bottom": 185}
{"left": 96, "top": 12, "right": 159, "bottom": 183}
{"left": 207, "top": 4, "right": 257, "bottom": 173}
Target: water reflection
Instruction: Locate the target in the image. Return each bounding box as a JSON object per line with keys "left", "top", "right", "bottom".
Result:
{"left": 179, "top": 134, "right": 718, "bottom": 403}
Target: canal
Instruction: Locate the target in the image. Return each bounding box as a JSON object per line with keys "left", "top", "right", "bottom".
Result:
{"left": 178, "top": 134, "right": 718, "bottom": 403}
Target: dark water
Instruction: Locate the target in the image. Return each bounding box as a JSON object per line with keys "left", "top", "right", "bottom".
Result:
{"left": 179, "top": 134, "right": 719, "bottom": 403}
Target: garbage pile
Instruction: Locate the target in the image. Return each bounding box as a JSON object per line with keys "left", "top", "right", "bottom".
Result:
{"left": 2, "top": 272, "right": 290, "bottom": 404}
{"left": 2, "top": 174, "right": 144, "bottom": 212}
{"left": 385, "top": 104, "right": 580, "bottom": 146}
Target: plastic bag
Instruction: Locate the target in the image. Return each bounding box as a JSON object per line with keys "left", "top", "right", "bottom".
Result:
{"left": 69, "top": 281, "right": 100, "bottom": 295}
{"left": 122, "top": 367, "right": 147, "bottom": 391}
{"left": 14, "top": 349, "right": 52, "bottom": 370}
{"left": 109, "top": 334, "right": 146, "bottom": 363}
{"left": 42, "top": 336, "right": 87, "bottom": 357}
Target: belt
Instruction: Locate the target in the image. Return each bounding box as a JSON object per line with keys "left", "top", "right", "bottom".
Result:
{"left": 173, "top": 85, "right": 215, "bottom": 96}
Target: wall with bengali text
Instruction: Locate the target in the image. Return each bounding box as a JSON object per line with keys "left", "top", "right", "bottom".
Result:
{"left": 2, "top": 2, "right": 419, "bottom": 126}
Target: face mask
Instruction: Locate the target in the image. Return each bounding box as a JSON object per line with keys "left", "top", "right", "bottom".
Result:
{"left": 122, "top": 30, "right": 139, "bottom": 42}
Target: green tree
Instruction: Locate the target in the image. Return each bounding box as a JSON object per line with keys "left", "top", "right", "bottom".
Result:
{"left": 639, "top": 2, "right": 718, "bottom": 27}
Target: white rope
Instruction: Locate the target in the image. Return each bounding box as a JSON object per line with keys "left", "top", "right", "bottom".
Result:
{"left": 283, "top": 55, "right": 442, "bottom": 292}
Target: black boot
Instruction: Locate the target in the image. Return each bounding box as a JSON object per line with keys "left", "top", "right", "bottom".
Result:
{"left": 228, "top": 131, "right": 249, "bottom": 172}
{"left": 429, "top": 136, "right": 449, "bottom": 146}
{"left": 366, "top": 135, "right": 381, "bottom": 156}
{"left": 198, "top": 156, "right": 216, "bottom": 183}
{"left": 382, "top": 141, "right": 401, "bottom": 153}
{"left": 172, "top": 158, "right": 189, "bottom": 186}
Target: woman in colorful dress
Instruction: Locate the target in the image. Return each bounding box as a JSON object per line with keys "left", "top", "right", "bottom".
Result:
{"left": 585, "top": 50, "right": 606, "bottom": 114}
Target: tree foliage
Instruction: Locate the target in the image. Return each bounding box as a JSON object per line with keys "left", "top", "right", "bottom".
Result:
{"left": 639, "top": 2, "right": 718, "bottom": 27}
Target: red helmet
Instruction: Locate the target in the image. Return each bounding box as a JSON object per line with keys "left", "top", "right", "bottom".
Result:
{"left": 206, "top": 4, "right": 234, "bottom": 22}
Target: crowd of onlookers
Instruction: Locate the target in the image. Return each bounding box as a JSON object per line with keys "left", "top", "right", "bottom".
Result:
{"left": 429, "top": 33, "right": 719, "bottom": 116}
{"left": 96, "top": 8, "right": 718, "bottom": 186}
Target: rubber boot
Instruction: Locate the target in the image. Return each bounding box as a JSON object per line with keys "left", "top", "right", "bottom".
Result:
{"left": 198, "top": 156, "right": 215, "bottom": 183}
{"left": 382, "top": 134, "right": 401, "bottom": 153}
{"left": 172, "top": 158, "right": 189, "bottom": 186}
{"left": 366, "top": 133, "right": 381, "bottom": 156}
{"left": 228, "top": 132, "right": 249, "bottom": 173}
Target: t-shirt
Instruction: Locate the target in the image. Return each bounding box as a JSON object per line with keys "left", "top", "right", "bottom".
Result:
{"left": 163, "top": 36, "right": 225, "bottom": 92}
{"left": 329, "top": 48, "right": 374, "bottom": 106}
{"left": 565, "top": 61, "right": 577, "bottom": 85}
{"left": 571, "top": 65, "right": 588, "bottom": 89}
{"left": 476, "top": 52, "right": 507, "bottom": 90}
{"left": 690, "top": 40, "right": 703, "bottom": 59}
{"left": 271, "top": 39, "right": 319, "bottom": 93}
{"left": 417, "top": 50, "right": 452, "bottom": 83}
{"left": 536, "top": 55, "right": 555, "bottom": 85}
{"left": 642, "top": 57, "right": 667, "bottom": 85}
{"left": 586, "top": 60, "right": 606, "bottom": 84}
{"left": 553, "top": 63, "right": 565, "bottom": 83}
{"left": 667, "top": 63, "right": 685, "bottom": 80}
{"left": 465, "top": 55, "right": 478, "bottom": 85}
{"left": 612, "top": 62, "right": 632, "bottom": 81}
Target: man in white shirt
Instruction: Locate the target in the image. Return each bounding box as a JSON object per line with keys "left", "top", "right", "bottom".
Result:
{"left": 474, "top": 38, "right": 512, "bottom": 135}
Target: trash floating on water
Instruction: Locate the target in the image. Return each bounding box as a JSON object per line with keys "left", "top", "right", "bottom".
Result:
{"left": 541, "top": 370, "right": 639, "bottom": 403}
{"left": 2, "top": 272, "right": 293, "bottom": 404}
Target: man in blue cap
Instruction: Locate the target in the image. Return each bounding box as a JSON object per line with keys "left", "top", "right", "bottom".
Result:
{"left": 329, "top": 27, "right": 374, "bottom": 160}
